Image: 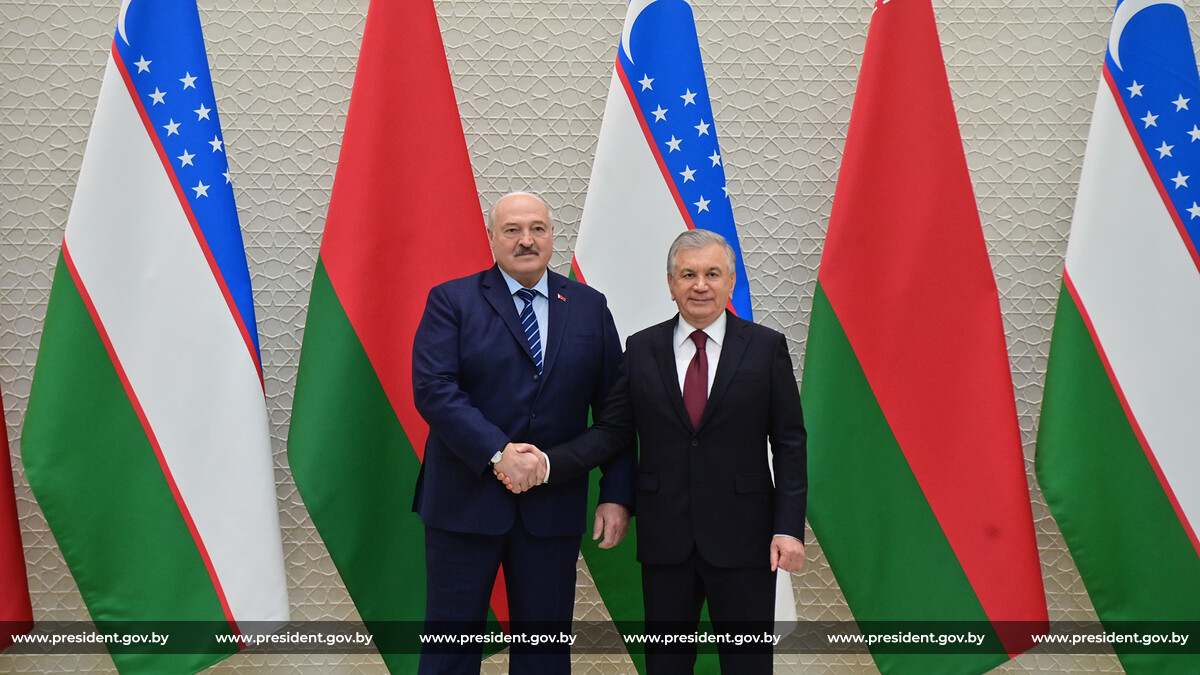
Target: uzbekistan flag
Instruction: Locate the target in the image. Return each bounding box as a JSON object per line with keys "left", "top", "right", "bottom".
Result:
{"left": 573, "top": 1, "right": 789, "bottom": 671}
{"left": 1, "top": 394, "right": 33, "bottom": 652}
{"left": 801, "top": 1, "right": 1048, "bottom": 673}
{"left": 21, "top": 0, "right": 288, "bottom": 671}
{"left": 574, "top": 0, "right": 753, "bottom": 333}
{"left": 286, "top": 0, "right": 493, "bottom": 671}
{"left": 1036, "top": 2, "right": 1200, "bottom": 673}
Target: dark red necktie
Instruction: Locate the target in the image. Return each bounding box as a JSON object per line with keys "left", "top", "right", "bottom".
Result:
{"left": 682, "top": 330, "right": 708, "bottom": 428}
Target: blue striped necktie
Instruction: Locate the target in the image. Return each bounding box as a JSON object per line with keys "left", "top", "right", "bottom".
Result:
{"left": 515, "top": 288, "right": 543, "bottom": 374}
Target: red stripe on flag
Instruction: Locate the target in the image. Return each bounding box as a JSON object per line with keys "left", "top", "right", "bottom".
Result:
{"left": 61, "top": 244, "right": 243, "bottom": 644}
{"left": 110, "top": 45, "right": 264, "bottom": 389}
{"left": 1103, "top": 67, "right": 1200, "bottom": 275}
{"left": 615, "top": 59, "right": 697, "bottom": 235}
{"left": 597, "top": 64, "right": 738, "bottom": 317}
{"left": 1062, "top": 273, "right": 1200, "bottom": 557}
{"left": 570, "top": 254, "right": 588, "bottom": 284}
{"left": 817, "top": 0, "right": 1045, "bottom": 653}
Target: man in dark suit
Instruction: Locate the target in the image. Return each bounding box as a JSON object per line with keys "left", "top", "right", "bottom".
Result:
{"left": 411, "top": 192, "right": 634, "bottom": 674}
{"left": 500, "top": 229, "right": 807, "bottom": 674}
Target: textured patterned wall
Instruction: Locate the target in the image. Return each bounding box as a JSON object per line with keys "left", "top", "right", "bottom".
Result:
{"left": 0, "top": 0, "right": 1153, "bottom": 672}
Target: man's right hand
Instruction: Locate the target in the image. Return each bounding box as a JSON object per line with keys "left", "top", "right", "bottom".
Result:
{"left": 492, "top": 443, "right": 545, "bottom": 493}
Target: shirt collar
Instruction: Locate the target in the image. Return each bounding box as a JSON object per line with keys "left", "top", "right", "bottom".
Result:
{"left": 675, "top": 311, "right": 727, "bottom": 349}
{"left": 498, "top": 267, "right": 549, "bottom": 299}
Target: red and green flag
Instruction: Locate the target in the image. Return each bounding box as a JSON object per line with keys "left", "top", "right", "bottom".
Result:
{"left": 1, "top": 394, "right": 32, "bottom": 652}
{"left": 801, "top": 1, "right": 1048, "bottom": 673}
{"left": 286, "top": 0, "right": 494, "bottom": 671}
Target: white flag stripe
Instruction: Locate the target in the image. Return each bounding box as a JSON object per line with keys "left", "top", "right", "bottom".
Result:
{"left": 1065, "top": 81, "right": 1200, "bottom": 538}
{"left": 576, "top": 72, "right": 687, "bottom": 342}
{"left": 64, "top": 57, "right": 288, "bottom": 624}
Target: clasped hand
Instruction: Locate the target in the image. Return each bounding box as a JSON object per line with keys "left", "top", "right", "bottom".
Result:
{"left": 492, "top": 442, "right": 545, "bottom": 493}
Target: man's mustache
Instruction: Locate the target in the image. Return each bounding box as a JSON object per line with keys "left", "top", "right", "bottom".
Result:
{"left": 515, "top": 245, "right": 539, "bottom": 256}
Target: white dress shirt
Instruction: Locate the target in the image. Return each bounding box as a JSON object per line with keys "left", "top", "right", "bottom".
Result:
{"left": 673, "top": 312, "right": 726, "bottom": 395}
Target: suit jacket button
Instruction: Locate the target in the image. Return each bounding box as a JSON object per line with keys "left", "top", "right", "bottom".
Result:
{"left": 533, "top": 374, "right": 539, "bottom": 381}
{"left": 690, "top": 439, "right": 699, "bottom": 447}
{"left": 531, "top": 413, "right": 537, "bottom": 419}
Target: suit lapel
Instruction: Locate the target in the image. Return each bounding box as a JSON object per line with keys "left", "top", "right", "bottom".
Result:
{"left": 652, "top": 317, "right": 695, "bottom": 432}
{"left": 541, "top": 272, "right": 569, "bottom": 377}
{"left": 703, "top": 311, "right": 749, "bottom": 429}
{"left": 480, "top": 265, "right": 537, "bottom": 365}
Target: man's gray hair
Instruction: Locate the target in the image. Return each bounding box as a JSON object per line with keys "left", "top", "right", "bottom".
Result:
{"left": 667, "top": 229, "right": 736, "bottom": 276}
{"left": 486, "top": 191, "right": 552, "bottom": 230}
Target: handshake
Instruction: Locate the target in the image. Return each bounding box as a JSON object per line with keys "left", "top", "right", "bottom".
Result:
{"left": 492, "top": 442, "right": 546, "bottom": 494}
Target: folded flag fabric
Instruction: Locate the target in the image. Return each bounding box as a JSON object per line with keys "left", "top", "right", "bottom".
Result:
{"left": 802, "top": 1, "right": 1048, "bottom": 673}
{"left": 0, "top": 393, "right": 33, "bottom": 652}
{"left": 287, "top": 0, "right": 495, "bottom": 671}
{"left": 22, "top": 0, "right": 288, "bottom": 671}
{"left": 1036, "top": 2, "right": 1200, "bottom": 673}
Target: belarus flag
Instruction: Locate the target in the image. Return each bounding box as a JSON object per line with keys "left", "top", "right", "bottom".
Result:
{"left": 801, "top": 1, "right": 1047, "bottom": 673}
{"left": 1, "top": 395, "right": 32, "bottom": 652}
{"left": 1036, "top": 2, "right": 1200, "bottom": 673}
{"left": 287, "top": 0, "right": 494, "bottom": 671}
{"left": 22, "top": 0, "right": 288, "bottom": 671}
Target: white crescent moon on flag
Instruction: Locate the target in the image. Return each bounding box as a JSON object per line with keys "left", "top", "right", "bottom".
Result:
{"left": 1109, "top": 0, "right": 1184, "bottom": 70}
{"left": 118, "top": 0, "right": 135, "bottom": 44}
{"left": 621, "top": 0, "right": 693, "bottom": 64}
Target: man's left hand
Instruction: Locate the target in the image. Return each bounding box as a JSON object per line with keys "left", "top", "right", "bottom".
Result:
{"left": 770, "top": 535, "right": 805, "bottom": 573}
{"left": 592, "top": 503, "right": 631, "bottom": 549}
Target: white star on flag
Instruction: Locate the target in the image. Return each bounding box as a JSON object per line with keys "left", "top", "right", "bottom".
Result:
{"left": 695, "top": 119, "right": 709, "bottom": 136}
{"left": 192, "top": 180, "right": 209, "bottom": 197}
{"left": 708, "top": 150, "right": 721, "bottom": 166}
{"left": 178, "top": 149, "right": 194, "bottom": 167}
{"left": 1189, "top": 202, "right": 1200, "bottom": 219}
{"left": 652, "top": 105, "right": 667, "bottom": 122}
{"left": 195, "top": 103, "right": 210, "bottom": 120}
{"left": 666, "top": 136, "right": 681, "bottom": 152}
{"left": 150, "top": 88, "right": 166, "bottom": 105}
{"left": 1128, "top": 81, "right": 1144, "bottom": 96}
{"left": 1142, "top": 111, "right": 1159, "bottom": 128}
{"left": 693, "top": 195, "right": 710, "bottom": 212}
{"left": 180, "top": 72, "right": 197, "bottom": 89}
{"left": 1172, "top": 171, "right": 1189, "bottom": 188}
{"left": 163, "top": 119, "right": 180, "bottom": 136}
{"left": 1174, "top": 94, "right": 1190, "bottom": 111}
{"left": 209, "top": 136, "right": 223, "bottom": 153}
{"left": 679, "top": 166, "right": 695, "bottom": 182}
{"left": 135, "top": 56, "right": 151, "bottom": 73}
{"left": 1158, "top": 141, "right": 1174, "bottom": 157}
{"left": 681, "top": 89, "right": 696, "bottom": 105}
{"left": 639, "top": 74, "right": 653, "bottom": 90}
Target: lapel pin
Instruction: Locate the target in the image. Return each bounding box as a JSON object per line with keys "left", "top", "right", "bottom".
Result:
{"left": 557, "top": 293, "right": 567, "bottom": 302}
